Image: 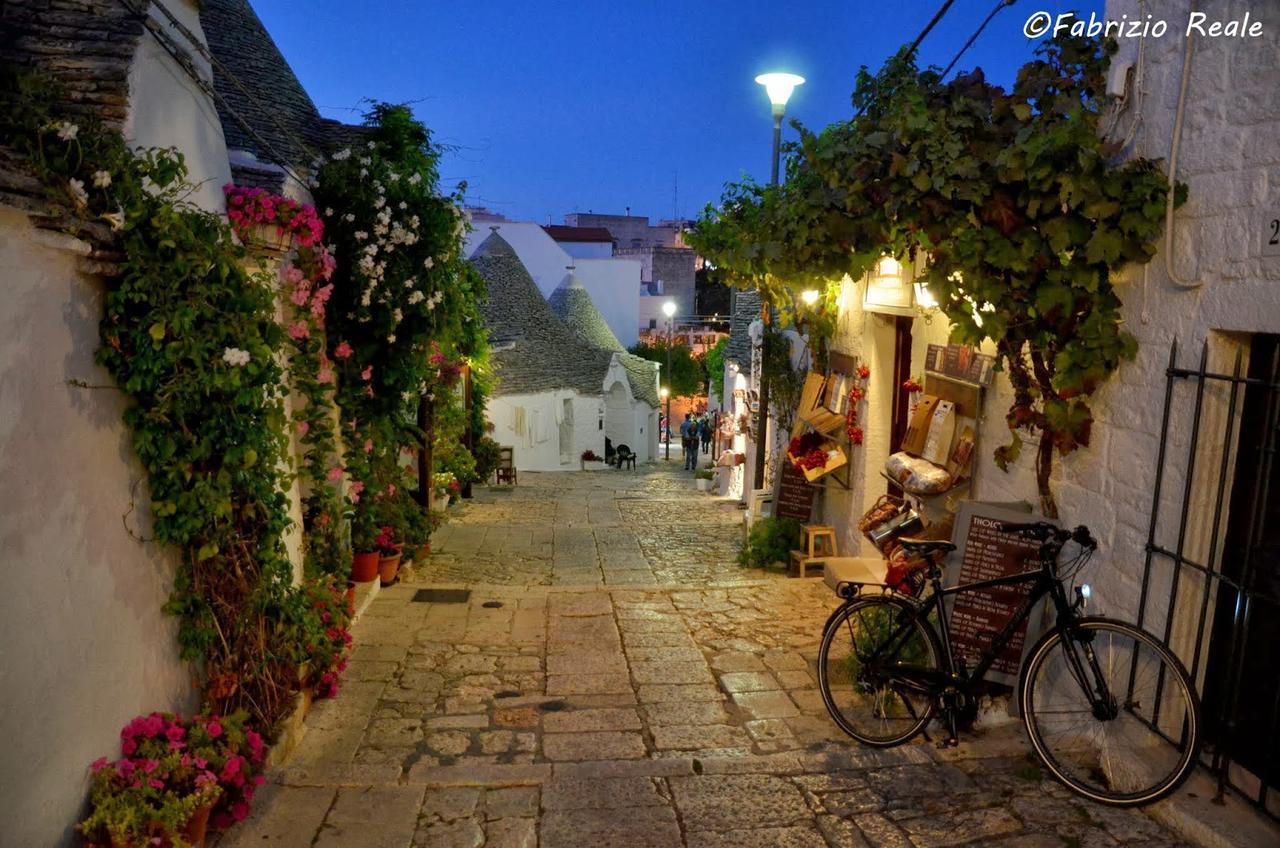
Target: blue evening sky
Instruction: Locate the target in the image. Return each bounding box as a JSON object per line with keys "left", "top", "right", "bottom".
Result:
{"left": 254, "top": 1, "right": 1103, "bottom": 224}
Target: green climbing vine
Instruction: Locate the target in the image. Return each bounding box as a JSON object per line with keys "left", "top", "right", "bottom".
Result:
{"left": 691, "top": 35, "right": 1183, "bottom": 516}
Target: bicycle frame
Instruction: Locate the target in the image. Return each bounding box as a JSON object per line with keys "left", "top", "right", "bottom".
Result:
{"left": 847, "top": 550, "right": 1102, "bottom": 700}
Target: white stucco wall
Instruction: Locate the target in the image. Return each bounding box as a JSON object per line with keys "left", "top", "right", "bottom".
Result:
{"left": 559, "top": 240, "right": 612, "bottom": 259}
{"left": 0, "top": 212, "right": 194, "bottom": 846}
{"left": 820, "top": 0, "right": 1279, "bottom": 650}
{"left": 125, "top": 0, "right": 233, "bottom": 212}
{"left": 486, "top": 389, "right": 601, "bottom": 471}
{"left": 575, "top": 257, "right": 642, "bottom": 348}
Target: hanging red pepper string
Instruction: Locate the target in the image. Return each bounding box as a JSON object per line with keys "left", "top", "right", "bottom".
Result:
{"left": 846, "top": 364, "right": 870, "bottom": 446}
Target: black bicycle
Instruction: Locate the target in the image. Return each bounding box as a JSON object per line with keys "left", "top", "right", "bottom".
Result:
{"left": 817, "top": 522, "right": 1202, "bottom": 806}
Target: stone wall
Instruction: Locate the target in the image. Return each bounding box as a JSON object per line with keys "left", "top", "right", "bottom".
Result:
{"left": 820, "top": 0, "right": 1280, "bottom": 655}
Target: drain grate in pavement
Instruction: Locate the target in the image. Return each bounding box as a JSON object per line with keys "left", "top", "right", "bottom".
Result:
{"left": 495, "top": 690, "right": 520, "bottom": 699}
{"left": 537, "top": 700, "right": 567, "bottom": 712}
{"left": 412, "top": 589, "right": 471, "bottom": 604}
{"left": 481, "top": 600, "right": 504, "bottom": 609}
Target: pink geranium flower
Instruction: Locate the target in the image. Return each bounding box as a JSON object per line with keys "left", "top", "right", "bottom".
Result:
{"left": 333, "top": 341, "right": 353, "bottom": 359}
{"left": 327, "top": 466, "right": 344, "bottom": 482}
{"left": 288, "top": 321, "right": 310, "bottom": 340}
{"left": 317, "top": 365, "right": 334, "bottom": 385}
{"left": 361, "top": 365, "right": 373, "bottom": 381}
{"left": 296, "top": 420, "right": 310, "bottom": 436}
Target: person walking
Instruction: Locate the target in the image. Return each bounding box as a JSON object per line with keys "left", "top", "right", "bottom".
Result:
{"left": 680, "top": 414, "right": 698, "bottom": 470}
{"left": 699, "top": 416, "right": 712, "bottom": 455}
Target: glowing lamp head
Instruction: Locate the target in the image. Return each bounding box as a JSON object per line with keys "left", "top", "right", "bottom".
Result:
{"left": 662, "top": 300, "right": 677, "bottom": 318}
{"left": 755, "top": 72, "right": 805, "bottom": 110}
{"left": 800, "top": 289, "right": 820, "bottom": 306}
{"left": 659, "top": 387, "right": 670, "bottom": 399}
{"left": 1081, "top": 583, "right": 1092, "bottom": 600}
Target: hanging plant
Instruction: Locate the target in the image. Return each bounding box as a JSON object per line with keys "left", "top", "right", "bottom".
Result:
{"left": 690, "top": 34, "right": 1183, "bottom": 517}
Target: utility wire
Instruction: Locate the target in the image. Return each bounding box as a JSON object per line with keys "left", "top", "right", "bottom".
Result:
{"left": 907, "top": 0, "right": 957, "bottom": 56}
{"left": 940, "top": 0, "right": 1018, "bottom": 80}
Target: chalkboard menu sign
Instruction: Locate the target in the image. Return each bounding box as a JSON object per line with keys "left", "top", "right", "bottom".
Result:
{"left": 775, "top": 461, "right": 816, "bottom": 521}
{"left": 925, "top": 344, "right": 996, "bottom": 387}
{"left": 943, "top": 502, "right": 1055, "bottom": 687}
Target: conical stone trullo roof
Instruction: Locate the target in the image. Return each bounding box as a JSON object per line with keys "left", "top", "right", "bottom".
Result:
{"left": 549, "top": 272, "right": 660, "bottom": 407}
{"left": 470, "top": 234, "right": 659, "bottom": 407}
{"left": 549, "top": 273, "right": 625, "bottom": 353}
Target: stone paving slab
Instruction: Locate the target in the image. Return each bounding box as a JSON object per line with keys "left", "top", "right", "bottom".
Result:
{"left": 225, "top": 465, "right": 1201, "bottom": 848}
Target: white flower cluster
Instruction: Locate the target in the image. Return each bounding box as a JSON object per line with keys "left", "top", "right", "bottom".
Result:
{"left": 222, "top": 347, "right": 251, "bottom": 367}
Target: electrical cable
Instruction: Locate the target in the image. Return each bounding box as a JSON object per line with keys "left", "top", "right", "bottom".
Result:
{"left": 906, "top": 0, "right": 957, "bottom": 56}
{"left": 939, "top": 0, "right": 1018, "bottom": 81}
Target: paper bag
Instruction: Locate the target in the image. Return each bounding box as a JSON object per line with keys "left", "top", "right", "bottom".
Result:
{"left": 901, "top": 395, "right": 939, "bottom": 456}
{"left": 921, "top": 400, "right": 956, "bottom": 466}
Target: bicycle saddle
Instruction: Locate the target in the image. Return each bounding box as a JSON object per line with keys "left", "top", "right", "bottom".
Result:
{"left": 897, "top": 538, "right": 956, "bottom": 556}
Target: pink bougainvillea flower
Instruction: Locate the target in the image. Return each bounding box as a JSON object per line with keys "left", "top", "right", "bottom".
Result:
{"left": 288, "top": 321, "right": 310, "bottom": 340}
{"left": 206, "top": 720, "right": 223, "bottom": 738}
{"left": 327, "top": 466, "right": 344, "bottom": 482}
{"left": 285, "top": 266, "right": 305, "bottom": 285}
{"left": 387, "top": 484, "right": 396, "bottom": 496}
{"left": 333, "top": 341, "right": 353, "bottom": 359}
{"left": 317, "top": 365, "right": 334, "bottom": 385}
{"left": 90, "top": 757, "right": 109, "bottom": 773}
{"left": 296, "top": 420, "right": 310, "bottom": 436}
{"left": 314, "top": 283, "right": 334, "bottom": 303}
{"left": 363, "top": 438, "right": 373, "bottom": 453}
{"left": 361, "top": 365, "right": 373, "bottom": 381}
{"left": 290, "top": 286, "right": 310, "bottom": 307}
{"left": 349, "top": 481, "right": 365, "bottom": 497}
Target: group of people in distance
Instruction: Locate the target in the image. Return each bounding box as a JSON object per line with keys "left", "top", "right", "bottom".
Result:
{"left": 678, "top": 413, "right": 713, "bottom": 470}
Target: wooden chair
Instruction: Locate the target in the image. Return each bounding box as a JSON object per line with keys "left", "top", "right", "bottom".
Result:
{"left": 789, "top": 524, "right": 838, "bottom": 578}
{"left": 495, "top": 446, "right": 517, "bottom": 485}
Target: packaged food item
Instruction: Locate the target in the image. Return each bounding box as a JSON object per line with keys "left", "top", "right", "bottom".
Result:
{"left": 885, "top": 451, "right": 953, "bottom": 495}
{"left": 921, "top": 399, "right": 956, "bottom": 466}
{"left": 902, "top": 395, "right": 939, "bottom": 456}
{"left": 947, "top": 425, "right": 976, "bottom": 478}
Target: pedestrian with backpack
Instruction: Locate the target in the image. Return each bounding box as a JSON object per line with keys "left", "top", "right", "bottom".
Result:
{"left": 680, "top": 414, "right": 698, "bottom": 470}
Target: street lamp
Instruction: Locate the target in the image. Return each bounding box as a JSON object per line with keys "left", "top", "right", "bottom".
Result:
{"left": 751, "top": 71, "right": 804, "bottom": 490}
{"left": 662, "top": 300, "right": 676, "bottom": 461}
{"left": 755, "top": 72, "right": 804, "bottom": 183}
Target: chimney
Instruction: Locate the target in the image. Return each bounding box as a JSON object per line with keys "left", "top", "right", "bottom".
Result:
{"left": 625, "top": 206, "right": 631, "bottom": 217}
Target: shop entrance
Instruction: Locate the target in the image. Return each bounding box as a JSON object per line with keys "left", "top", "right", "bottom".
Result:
{"left": 888, "top": 316, "right": 914, "bottom": 494}
{"left": 1139, "top": 336, "right": 1280, "bottom": 818}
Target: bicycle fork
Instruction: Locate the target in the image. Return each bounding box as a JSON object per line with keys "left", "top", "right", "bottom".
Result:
{"left": 1061, "top": 626, "right": 1120, "bottom": 721}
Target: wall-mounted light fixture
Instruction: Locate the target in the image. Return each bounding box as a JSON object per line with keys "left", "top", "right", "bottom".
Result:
{"left": 800, "top": 289, "right": 820, "bottom": 306}
{"left": 862, "top": 255, "right": 915, "bottom": 317}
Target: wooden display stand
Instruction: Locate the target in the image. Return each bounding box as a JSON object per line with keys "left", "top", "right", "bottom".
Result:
{"left": 789, "top": 524, "right": 838, "bottom": 577}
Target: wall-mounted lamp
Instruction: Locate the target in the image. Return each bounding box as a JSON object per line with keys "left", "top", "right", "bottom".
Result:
{"left": 862, "top": 255, "right": 915, "bottom": 317}
{"left": 800, "top": 289, "right": 820, "bottom": 306}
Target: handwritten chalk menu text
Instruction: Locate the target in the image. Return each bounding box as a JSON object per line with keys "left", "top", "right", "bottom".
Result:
{"left": 775, "top": 461, "right": 816, "bottom": 521}
{"left": 947, "top": 506, "right": 1052, "bottom": 683}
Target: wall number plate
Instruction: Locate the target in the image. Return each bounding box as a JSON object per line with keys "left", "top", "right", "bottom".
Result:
{"left": 1264, "top": 213, "right": 1280, "bottom": 258}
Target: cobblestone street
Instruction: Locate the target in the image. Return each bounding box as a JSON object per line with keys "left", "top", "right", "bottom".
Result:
{"left": 226, "top": 465, "right": 1190, "bottom": 847}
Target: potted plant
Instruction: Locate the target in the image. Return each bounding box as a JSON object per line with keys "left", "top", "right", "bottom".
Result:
{"left": 80, "top": 712, "right": 267, "bottom": 846}
{"left": 694, "top": 468, "right": 715, "bottom": 492}
{"left": 580, "top": 449, "right": 606, "bottom": 471}
{"left": 375, "top": 525, "right": 402, "bottom": 586}
{"left": 350, "top": 505, "right": 380, "bottom": 583}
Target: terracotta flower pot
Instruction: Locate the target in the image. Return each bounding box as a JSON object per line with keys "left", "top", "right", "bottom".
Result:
{"left": 183, "top": 803, "right": 212, "bottom": 847}
{"left": 345, "top": 580, "right": 356, "bottom": 616}
{"left": 414, "top": 542, "right": 430, "bottom": 563}
{"left": 351, "top": 551, "right": 379, "bottom": 583}
{"left": 378, "top": 553, "right": 402, "bottom": 586}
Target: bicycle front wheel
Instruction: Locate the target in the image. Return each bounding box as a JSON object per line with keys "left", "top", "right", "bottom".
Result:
{"left": 1020, "top": 617, "right": 1201, "bottom": 806}
{"left": 818, "top": 596, "right": 942, "bottom": 747}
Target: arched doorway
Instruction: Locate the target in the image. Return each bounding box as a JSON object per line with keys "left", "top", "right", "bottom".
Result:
{"left": 604, "top": 381, "right": 634, "bottom": 454}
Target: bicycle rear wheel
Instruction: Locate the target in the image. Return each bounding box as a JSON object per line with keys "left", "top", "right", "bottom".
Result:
{"left": 818, "top": 596, "right": 942, "bottom": 747}
{"left": 1020, "top": 617, "right": 1201, "bottom": 806}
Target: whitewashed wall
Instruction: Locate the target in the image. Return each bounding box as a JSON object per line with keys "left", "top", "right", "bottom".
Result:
{"left": 821, "top": 0, "right": 1280, "bottom": 646}
{"left": 0, "top": 213, "right": 196, "bottom": 846}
